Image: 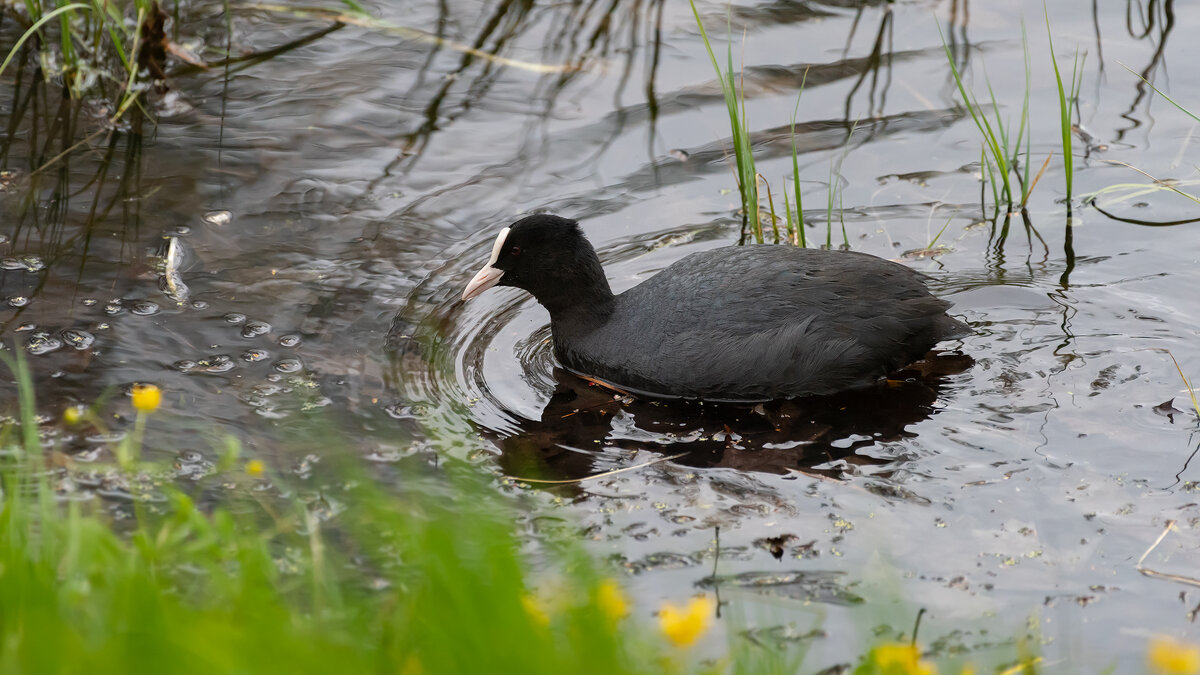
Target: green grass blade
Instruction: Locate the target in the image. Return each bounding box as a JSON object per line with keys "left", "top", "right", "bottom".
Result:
{"left": 1046, "top": 7, "right": 1074, "bottom": 203}
{"left": 691, "top": 0, "right": 759, "bottom": 240}
{"left": 938, "top": 23, "right": 1013, "bottom": 206}
{"left": 0, "top": 3, "right": 92, "bottom": 82}
{"left": 789, "top": 74, "right": 808, "bottom": 247}
{"left": 1119, "top": 62, "right": 1200, "bottom": 125}
{"left": 1018, "top": 22, "right": 1033, "bottom": 202}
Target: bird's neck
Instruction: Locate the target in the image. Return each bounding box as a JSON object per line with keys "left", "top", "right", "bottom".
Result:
{"left": 534, "top": 255, "right": 615, "bottom": 329}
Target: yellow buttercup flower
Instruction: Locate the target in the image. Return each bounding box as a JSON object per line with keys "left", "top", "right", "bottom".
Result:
{"left": 1149, "top": 636, "right": 1200, "bottom": 674}
{"left": 522, "top": 593, "right": 550, "bottom": 626}
{"left": 596, "top": 579, "right": 628, "bottom": 622}
{"left": 62, "top": 405, "right": 84, "bottom": 425}
{"left": 869, "top": 643, "right": 937, "bottom": 675}
{"left": 131, "top": 384, "right": 161, "bottom": 413}
{"left": 657, "top": 595, "right": 715, "bottom": 647}
{"left": 245, "top": 459, "right": 265, "bottom": 477}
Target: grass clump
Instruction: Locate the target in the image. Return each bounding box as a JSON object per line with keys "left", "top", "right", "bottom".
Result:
{"left": 941, "top": 16, "right": 1085, "bottom": 216}
{"left": 0, "top": 349, "right": 754, "bottom": 674}
{"left": 689, "top": 1, "right": 809, "bottom": 246}
{"left": 940, "top": 23, "right": 1033, "bottom": 212}
{"left": 689, "top": 0, "right": 761, "bottom": 241}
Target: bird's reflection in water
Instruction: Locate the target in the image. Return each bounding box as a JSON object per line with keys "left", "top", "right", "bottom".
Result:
{"left": 495, "top": 351, "right": 974, "bottom": 483}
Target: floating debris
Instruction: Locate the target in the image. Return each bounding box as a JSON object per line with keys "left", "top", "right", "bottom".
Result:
{"left": 25, "top": 332, "right": 63, "bottom": 355}
{"left": 60, "top": 329, "right": 96, "bottom": 350}
{"left": 202, "top": 210, "right": 232, "bottom": 226}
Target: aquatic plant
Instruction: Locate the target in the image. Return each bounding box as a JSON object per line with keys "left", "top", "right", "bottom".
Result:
{"left": 689, "top": 0, "right": 761, "bottom": 242}
{"left": 1045, "top": 11, "right": 1085, "bottom": 209}
{"left": 939, "top": 22, "right": 1033, "bottom": 213}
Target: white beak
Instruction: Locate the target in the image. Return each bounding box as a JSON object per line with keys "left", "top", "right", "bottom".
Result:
{"left": 462, "top": 265, "right": 504, "bottom": 301}
{"left": 461, "top": 227, "right": 511, "bottom": 302}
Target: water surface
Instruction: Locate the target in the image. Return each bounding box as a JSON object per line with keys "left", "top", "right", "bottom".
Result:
{"left": 3, "top": 0, "right": 1200, "bottom": 668}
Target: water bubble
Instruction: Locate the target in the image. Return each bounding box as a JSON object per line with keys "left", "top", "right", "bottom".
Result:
{"left": 384, "top": 404, "right": 415, "bottom": 419}
{"left": 0, "top": 234, "right": 8, "bottom": 244}
{"left": 174, "top": 450, "right": 215, "bottom": 481}
{"left": 85, "top": 431, "right": 126, "bottom": 444}
{"left": 366, "top": 448, "right": 406, "bottom": 462}
{"left": 241, "top": 320, "right": 271, "bottom": 338}
{"left": 202, "top": 210, "right": 232, "bottom": 226}
{"left": 223, "top": 313, "right": 246, "bottom": 325}
{"left": 241, "top": 349, "right": 269, "bottom": 362}
{"left": 198, "top": 355, "right": 235, "bottom": 373}
{"left": 95, "top": 322, "right": 110, "bottom": 331}
{"left": 8, "top": 296, "right": 28, "bottom": 307}
{"left": 293, "top": 453, "right": 320, "bottom": 479}
{"left": 0, "top": 255, "right": 45, "bottom": 271}
{"left": 73, "top": 447, "right": 103, "bottom": 463}
{"left": 279, "top": 334, "right": 301, "bottom": 348}
{"left": 129, "top": 300, "right": 160, "bottom": 316}
{"left": 16, "top": 323, "right": 36, "bottom": 331}
{"left": 252, "top": 383, "right": 284, "bottom": 396}
{"left": 273, "top": 358, "right": 302, "bottom": 374}
{"left": 82, "top": 298, "right": 98, "bottom": 306}
{"left": 26, "top": 332, "right": 63, "bottom": 355}
{"left": 190, "top": 300, "right": 208, "bottom": 310}
{"left": 177, "top": 355, "right": 235, "bottom": 374}
{"left": 60, "top": 329, "right": 95, "bottom": 350}
{"left": 175, "top": 225, "right": 192, "bottom": 235}
{"left": 104, "top": 301, "right": 124, "bottom": 315}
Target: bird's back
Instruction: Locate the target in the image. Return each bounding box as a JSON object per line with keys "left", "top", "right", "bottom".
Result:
{"left": 553, "top": 245, "right": 968, "bottom": 401}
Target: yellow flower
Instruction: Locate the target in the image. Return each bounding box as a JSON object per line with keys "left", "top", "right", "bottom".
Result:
{"left": 869, "top": 643, "right": 937, "bottom": 675}
{"left": 1149, "top": 636, "right": 1200, "bottom": 674}
{"left": 521, "top": 593, "right": 551, "bottom": 626}
{"left": 245, "top": 459, "right": 265, "bottom": 477}
{"left": 596, "top": 579, "right": 628, "bottom": 622}
{"left": 63, "top": 405, "right": 84, "bottom": 425}
{"left": 657, "top": 595, "right": 715, "bottom": 647}
{"left": 131, "top": 384, "right": 161, "bottom": 413}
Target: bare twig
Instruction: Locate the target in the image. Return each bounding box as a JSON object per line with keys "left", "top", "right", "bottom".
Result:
{"left": 1136, "top": 519, "right": 1200, "bottom": 589}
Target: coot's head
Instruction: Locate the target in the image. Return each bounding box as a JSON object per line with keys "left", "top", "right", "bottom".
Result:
{"left": 461, "top": 214, "right": 612, "bottom": 312}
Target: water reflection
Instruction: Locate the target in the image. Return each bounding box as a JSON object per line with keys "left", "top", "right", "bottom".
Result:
{"left": 492, "top": 351, "right": 973, "bottom": 484}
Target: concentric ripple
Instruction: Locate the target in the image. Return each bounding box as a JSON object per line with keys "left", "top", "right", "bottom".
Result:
{"left": 390, "top": 222, "right": 973, "bottom": 481}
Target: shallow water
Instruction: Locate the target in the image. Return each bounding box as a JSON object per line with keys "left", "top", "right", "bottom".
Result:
{"left": 3, "top": 0, "right": 1200, "bottom": 669}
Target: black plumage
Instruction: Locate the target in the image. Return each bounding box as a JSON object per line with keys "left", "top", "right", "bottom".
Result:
{"left": 462, "top": 214, "right": 970, "bottom": 402}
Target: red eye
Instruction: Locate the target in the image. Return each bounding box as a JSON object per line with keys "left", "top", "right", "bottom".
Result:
{"left": 510, "top": 246, "right": 521, "bottom": 256}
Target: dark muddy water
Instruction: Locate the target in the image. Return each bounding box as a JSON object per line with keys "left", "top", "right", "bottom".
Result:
{"left": 3, "top": 0, "right": 1200, "bottom": 669}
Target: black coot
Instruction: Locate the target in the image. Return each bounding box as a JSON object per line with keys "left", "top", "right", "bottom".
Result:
{"left": 462, "top": 214, "right": 970, "bottom": 402}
